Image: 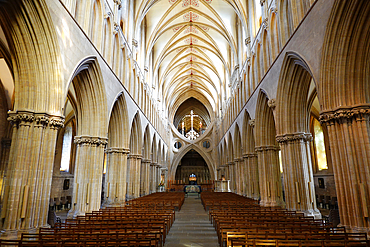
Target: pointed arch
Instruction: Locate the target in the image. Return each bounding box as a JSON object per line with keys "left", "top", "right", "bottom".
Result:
{"left": 70, "top": 57, "right": 108, "bottom": 137}
{"left": 242, "top": 110, "right": 255, "bottom": 154}
{"left": 276, "top": 52, "right": 314, "bottom": 135}
{"left": 107, "top": 92, "right": 130, "bottom": 149}
{"left": 255, "top": 91, "right": 277, "bottom": 147}
{"left": 170, "top": 144, "right": 215, "bottom": 180}
{"left": 233, "top": 124, "right": 242, "bottom": 159}
{"left": 142, "top": 125, "right": 151, "bottom": 160}
{"left": 129, "top": 112, "right": 143, "bottom": 155}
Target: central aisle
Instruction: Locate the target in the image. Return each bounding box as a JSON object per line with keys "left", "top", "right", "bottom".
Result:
{"left": 164, "top": 194, "right": 219, "bottom": 247}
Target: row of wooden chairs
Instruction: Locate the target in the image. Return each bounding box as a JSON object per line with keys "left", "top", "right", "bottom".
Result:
{"left": 200, "top": 192, "right": 369, "bottom": 247}
{"left": 0, "top": 192, "right": 185, "bottom": 246}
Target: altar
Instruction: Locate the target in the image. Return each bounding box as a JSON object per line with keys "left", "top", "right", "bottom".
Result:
{"left": 184, "top": 185, "right": 201, "bottom": 197}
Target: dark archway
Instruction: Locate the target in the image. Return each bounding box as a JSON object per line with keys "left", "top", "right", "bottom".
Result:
{"left": 175, "top": 149, "right": 211, "bottom": 185}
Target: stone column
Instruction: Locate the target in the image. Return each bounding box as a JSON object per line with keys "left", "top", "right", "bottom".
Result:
{"left": 126, "top": 154, "right": 142, "bottom": 200}
{"left": 68, "top": 135, "right": 107, "bottom": 218}
{"left": 277, "top": 133, "right": 321, "bottom": 218}
{"left": 150, "top": 162, "right": 157, "bottom": 194}
{"left": 320, "top": 106, "right": 370, "bottom": 233}
{"left": 229, "top": 162, "right": 236, "bottom": 192}
{"left": 243, "top": 153, "right": 259, "bottom": 200}
{"left": 155, "top": 164, "right": 161, "bottom": 190}
{"left": 234, "top": 159, "right": 242, "bottom": 195}
{"left": 1, "top": 111, "right": 64, "bottom": 237}
{"left": 104, "top": 147, "right": 129, "bottom": 206}
{"left": 141, "top": 159, "right": 151, "bottom": 196}
{"left": 255, "top": 145, "right": 284, "bottom": 207}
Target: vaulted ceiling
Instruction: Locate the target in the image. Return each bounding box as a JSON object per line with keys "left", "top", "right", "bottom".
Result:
{"left": 135, "top": 0, "right": 248, "bottom": 123}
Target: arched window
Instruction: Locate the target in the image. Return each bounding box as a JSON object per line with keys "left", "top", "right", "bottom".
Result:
{"left": 312, "top": 118, "right": 328, "bottom": 171}
{"left": 60, "top": 121, "right": 73, "bottom": 172}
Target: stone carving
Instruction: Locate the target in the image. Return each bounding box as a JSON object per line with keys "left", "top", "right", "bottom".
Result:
{"left": 7, "top": 111, "right": 65, "bottom": 129}
{"left": 74, "top": 136, "right": 108, "bottom": 146}
{"left": 276, "top": 132, "right": 313, "bottom": 143}
{"left": 128, "top": 154, "right": 142, "bottom": 159}
{"left": 255, "top": 145, "right": 280, "bottom": 152}
{"left": 132, "top": 39, "right": 138, "bottom": 47}
{"left": 249, "top": 119, "right": 255, "bottom": 127}
{"left": 243, "top": 153, "right": 257, "bottom": 158}
{"left": 267, "top": 98, "right": 276, "bottom": 109}
{"left": 49, "top": 117, "right": 65, "bottom": 129}
{"left": 105, "top": 147, "right": 130, "bottom": 154}
{"left": 319, "top": 106, "right": 370, "bottom": 124}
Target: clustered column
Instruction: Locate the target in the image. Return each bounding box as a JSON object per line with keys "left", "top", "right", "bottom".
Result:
{"left": 243, "top": 153, "right": 259, "bottom": 200}
{"left": 150, "top": 162, "right": 157, "bottom": 193}
{"left": 255, "top": 145, "right": 283, "bottom": 207}
{"left": 104, "top": 147, "right": 129, "bottom": 206}
{"left": 1, "top": 111, "right": 64, "bottom": 236}
{"left": 234, "top": 158, "right": 243, "bottom": 195}
{"left": 69, "top": 135, "right": 107, "bottom": 217}
{"left": 276, "top": 133, "right": 320, "bottom": 218}
{"left": 140, "top": 159, "right": 151, "bottom": 196}
{"left": 127, "top": 154, "right": 142, "bottom": 200}
{"left": 320, "top": 106, "right": 370, "bottom": 232}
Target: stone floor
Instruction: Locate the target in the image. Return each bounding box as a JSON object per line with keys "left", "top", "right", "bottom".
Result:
{"left": 164, "top": 194, "right": 220, "bottom": 247}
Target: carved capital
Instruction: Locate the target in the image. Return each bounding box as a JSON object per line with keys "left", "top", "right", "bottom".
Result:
{"left": 245, "top": 37, "right": 251, "bottom": 46}
{"left": 243, "top": 153, "right": 257, "bottom": 158}
{"left": 268, "top": 98, "right": 276, "bottom": 109}
{"left": 276, "top": 132, "right": 313, "bottom": 144}
{"left": 113, "top": 22, "right": 120, "bottom": 35}
{"left": 249, "top": 119, "right": 255, "bottom": 127}
{"left": 255, "top": 145, "right": 280, "bottom": 152}
{"left": 35, "top": 115, "right": 49, "bottom": 127}
{"left": 74, "top": 135, "right": 108, "bottom": 146}
{"left": 7, "top": 111, "right": 35, "bottom": 126}
{"left": 128, "top": 154, "right": 142, "bottom": 159}
{"left": 49, "top": 116, "right": 65, "bottom": 130}
{"left": 132, "top": 39, "right": 138, "bottom": 47}
{"left": 106, "top": 147, "right": 130, "bottom": 154}
{"left": 260, "top": 0, "right": 266, "bottom": 5}
{"left": 262, "top": 18, "right": 268, "bottom": 30}
{"left": 319, "top": 104, "right": 370, "bottom": 124}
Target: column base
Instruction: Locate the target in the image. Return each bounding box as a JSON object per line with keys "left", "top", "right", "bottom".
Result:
{"left": 67, "top": 209, "right": 85, "bottom": 219}
{"left": 0, "top": 227, "right": 38, "bottom": 240}
{"left": 300, "top": 209, "right": 322, "bottom": 219}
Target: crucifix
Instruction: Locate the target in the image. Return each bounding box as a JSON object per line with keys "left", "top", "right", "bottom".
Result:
{"left": 185, "top": 110, "right": 200, "bottom": 140}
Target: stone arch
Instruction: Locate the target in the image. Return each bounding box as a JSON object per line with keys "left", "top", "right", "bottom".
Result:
{"left": 69, "top": 57, "right": 108, "bottom": 137}
{"left": 242, "top": 110, "right": 259, "bottom": 198}
{"left": 276, "top": 52, "right": 315, "bottom": 135}
{"left": 261, "top": 29, "right": 270, "bottom": 74}
{"left": 90, "top": 0, "right": 104, "bottom": 50}
{"left": 129, "top": 112, "right": 143, "bottom": 155}
{"left": 67, "top": 57, "right": 108, "bottom": 217}
{"left": 127, "top": 112, "right": 143, "bottom": 199}
{"left": 255, "top": 90, "right": 283, "bottom": 207}
{"left": 269, "top": 11, "right": 280, "bottom": 58}
{"left": 104, "top": 92, "right": 130, "bottom": 205}
{"left": 277, "top": 0, "right": 294, "bottom": 47}
{"left": 275, "top": 52, "right": 320, "bottom": 217}
{"left": 170, "top": 144, "right": 215, "bottom": 181}
{"left": 233, "top": 124, "right": 243, "bottom": 194}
